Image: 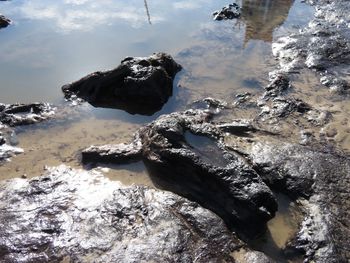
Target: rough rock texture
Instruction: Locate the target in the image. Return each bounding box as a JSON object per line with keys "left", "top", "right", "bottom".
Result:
{"left": 0, "top": 165, "right": 243, "bottom": 263}
{"left": 272, "top": 0, "right": 350, "bottom": 93}
{"left": 62, "top": 53, "right": 182, "bottom": 115}
{"left": 233, "top": 249, "right": 276, "bottom": 263}
{"left": 82, "top": 140, "right": 142, "bottom": 164}
{"left": 257, "top": 72, "right": 330, "bottom": 126}
{"left": 0, "top": 103, "right": 55, "bottom": 127}
{"left": 0, "top": 143, "right": 23, "bottom": 162}
{"left": 213, "top": 3, "right": 241, "bottom": 21}
{"left": 250, "top": 142, "right": 350, "bottom": 262}
{"left": 0, "top": 15, "right": 10, "bottom": 29}
{"left": 0, "top": 103, "right": 54, "bottom": 161}
{"left": 83, "top": 109, "right": 278, "bottom": 238}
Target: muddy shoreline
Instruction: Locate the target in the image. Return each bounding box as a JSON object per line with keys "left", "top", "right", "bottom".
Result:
{"left": 0, "top": 0, "right": 349, "bottom": 262}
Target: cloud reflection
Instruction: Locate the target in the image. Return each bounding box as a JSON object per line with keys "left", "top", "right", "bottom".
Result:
{"left": 16, "top": 0, "right": 166, "bottom": 32}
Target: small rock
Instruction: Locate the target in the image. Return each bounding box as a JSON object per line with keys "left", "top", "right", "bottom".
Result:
{"left": 213, "top": 3, "right": 241, "bottom": 21}
{"left": 0, "top": 14, "right": 10, "bottom": 29}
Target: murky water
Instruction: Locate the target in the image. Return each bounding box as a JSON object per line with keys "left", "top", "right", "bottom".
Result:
{"left": 250, "top": 193, "right": 303, "bottom": 262}
{"left": 0, "top": 1, "right": 322, "bottom": 261}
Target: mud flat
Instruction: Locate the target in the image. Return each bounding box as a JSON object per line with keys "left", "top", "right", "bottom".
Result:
{"left": 0, "top": 0, "right": 349, "bottom": 262}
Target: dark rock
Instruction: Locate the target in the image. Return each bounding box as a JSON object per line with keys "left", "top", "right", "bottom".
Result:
{"left": 0, "top": 165, "right": 244, "bottom": 262}
{"left": 0, "top": 15, "right": 10, "bottom": 29}
{"left": 0, "top": 103, "right": 55, "bottom": 127}
{"left": 0, "top": 134, "right": 5, "bottom": 145}
{"left": 62, "top": 53, "right": 182, "bottom": 115}
{"left": 213, "top": 3, "right": 241, "bottom": 21}
{"left": 217, "top": 120, "right": 257, "bottom": 136}
{"left": 264, "top": 73, "right": 291, "bottom": 98}
{"left": 82, "top": 109, "right": 278, "bottom": 239}
{"left": 250, "top": 143, "right": 315, "bottom": 198}
{"left": 249, "top": 142, "right": 350, "bottom": 262}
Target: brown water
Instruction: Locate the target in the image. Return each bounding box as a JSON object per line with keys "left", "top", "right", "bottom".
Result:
{"left": 0, "top": 1, "right": 333, "bottom": 261}
{"left": 250, "top": 193, "right": 303, "bottom": 262}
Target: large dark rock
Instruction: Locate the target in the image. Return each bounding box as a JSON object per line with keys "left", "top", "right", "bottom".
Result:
{"left": 82, "top": 109, "right": 278, "bottom": 239}
{"left": 0, "top": 103, "right": 55, "bottom": 127}
{"left": 62, "top": 53, "right": 182, "bottom": 115}
{"left": 0, "top": 165, "right": 247, "bottom": 263}
{"left": 249, "top": 142, "right": 350, "bottom": 262}
{"left": 0, "top": 15, "right": 10, "bottom": 29}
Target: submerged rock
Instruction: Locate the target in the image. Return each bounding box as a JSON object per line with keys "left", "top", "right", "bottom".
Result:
{"left": 0, "top": 103, "right": 55, "bottom": 127}
{"left": 249, "top": 142, "right": 350, "bottom": 262}
{"left": 0, "top": 15, "right": 10, "bottom": 29}
{"left": 83, "top": 109, "right": 278, "bottom": 238}
{"left": 213, "top": 3, "right": 241, "bottom": 21}
{"left": 62, "top": 53, "right": 182, "bottom": 115}
{"left": 0, "top": 165, "right": 243, "bottom": 262}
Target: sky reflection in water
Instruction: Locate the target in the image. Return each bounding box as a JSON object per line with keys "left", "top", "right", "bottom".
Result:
{"left": 0, "top": 0, "right": 313, "bottom": 108}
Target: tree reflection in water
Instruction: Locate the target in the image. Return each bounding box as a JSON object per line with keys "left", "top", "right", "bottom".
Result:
{"left": 238, "top": 0, "right": 294, "bottom": 46}
{"left": 144, "top": 0, "right": 152, "bottom": 25}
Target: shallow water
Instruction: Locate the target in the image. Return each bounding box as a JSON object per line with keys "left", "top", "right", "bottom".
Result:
{"left": 185, "top": 131, "right": 229, "bottom": 167}
{"left": 0, "top": 0, "right": 312, "bottom": 104}
{"left": 250, "top": 193, "right": 302, "bottom": 262}
{"left": 0, "top": 1, "right": 318, "bottom": 261}
{"left": 0, "top": 0, "right": 315, "bottom": 177}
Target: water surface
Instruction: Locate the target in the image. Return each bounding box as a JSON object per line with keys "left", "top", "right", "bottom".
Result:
{"left": 0, "top": 1, "right": 317, "bottom": 261}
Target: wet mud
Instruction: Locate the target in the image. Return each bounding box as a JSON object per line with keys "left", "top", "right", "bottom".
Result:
{"left": 0, "top": 0, "right": 349, "bottom": 262}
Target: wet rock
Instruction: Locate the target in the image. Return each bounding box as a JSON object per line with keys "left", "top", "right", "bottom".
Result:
{"left": 0, "top": 165, "right": 242, "bottom": 262}
{"left": 82, "top": 109, "right": 278, "bottom": 238}
{"left": 0, "top": 103, "right": 54, "bottom": 162}
{"left": 62, "top": 53, "right": 182, "bottom": 115}
{"left": 0, "top": 103, "right": 55, "bottom": 127}
{"left": 259, "top": 96, "right": 311, "bottom": 120}
{"left": 264, "top": 73, "right": 291, "bottom": 98}
{"left": 306, "top": 109, "right": 332, "bottom": 126}
{"left": 249, "top": 142, "right": 350, "bottom": 262}
{"left": 234, "top": 92, "right": 252, "bottom": 106}
{"left": 83, "top": 138, "right": 142, "bottom": 164}
{"left": 0, "top": 15, "right": 10, "bottom": 29}
{"left": 213, "top": 3, "right": 241, "bottom": 21}
{"left": 0, "top": 143, "right": 23, "bottom": 161}
{"left": 250, "top": 143, "right": 315, "bottom": 198}
{"left": 272, "top": 0, "right": 350, "bottom": 94}
{"left": 193, "top": 97, "right": 229, "bottom": 110}
{"left": 0, "top": 134, "right": 5, "bottom": 145}
{"left": 231, "top": 248, "right": 276, "bottom": 263}
{"left": 258, "top": 71, "right": 316, "bottom": 122}
{"left": 217, "top": 120, "right": 257, "bottom": 136}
